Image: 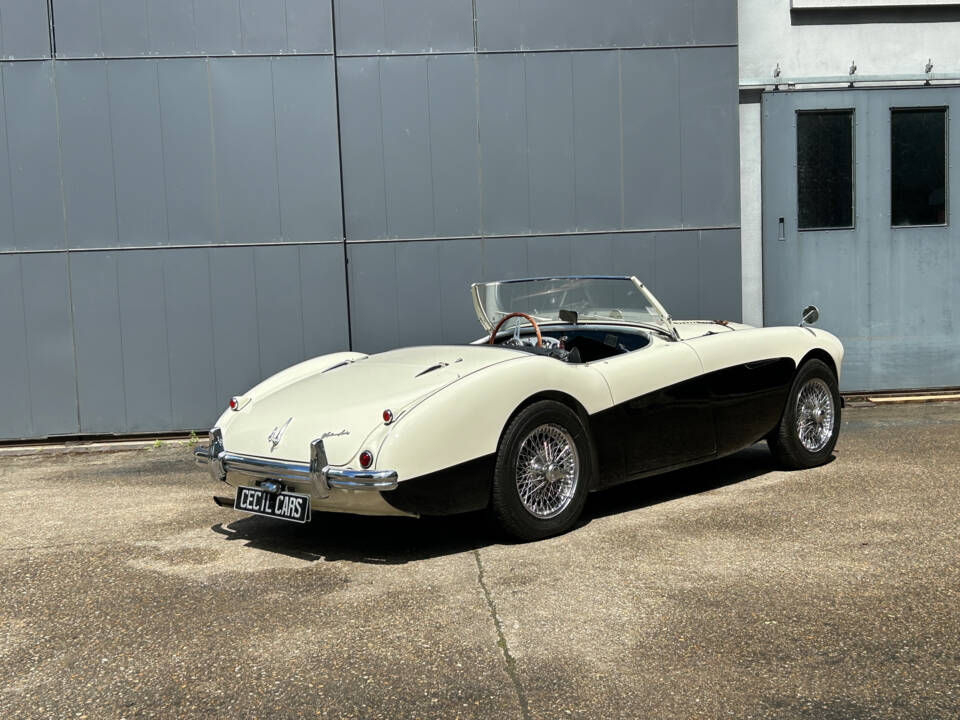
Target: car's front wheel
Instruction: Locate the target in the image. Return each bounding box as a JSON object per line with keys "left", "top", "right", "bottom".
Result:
{"left": 491, "top": 400, "right": 592, "bottom": 541}
{"left": 768, "top": 358, "right": 841, "bottom": 469}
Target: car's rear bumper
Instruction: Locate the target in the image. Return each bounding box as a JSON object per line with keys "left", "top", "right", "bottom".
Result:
{"left": 194, "top": 428, "right": 399, "bottom": 498}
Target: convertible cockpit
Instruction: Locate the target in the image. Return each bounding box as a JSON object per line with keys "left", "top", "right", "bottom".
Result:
{"left": 489, "top": 324, "right": 653, "bottom": 363}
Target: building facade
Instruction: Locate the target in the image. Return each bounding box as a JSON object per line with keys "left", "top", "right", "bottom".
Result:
{"left": 739, "top": 0, "right": 960, "bottom": 391}
{"left": 0, "top": 1, "right": 740, "bottom": 440}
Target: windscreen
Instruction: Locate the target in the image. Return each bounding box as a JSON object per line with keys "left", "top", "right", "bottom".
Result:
{"left": 473, "top": 277, "right": 670, "bottom": 332}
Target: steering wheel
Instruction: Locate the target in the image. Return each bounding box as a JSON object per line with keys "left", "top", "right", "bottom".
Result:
{"left": 489, "top": 312, "right": 542, "bottom": 347}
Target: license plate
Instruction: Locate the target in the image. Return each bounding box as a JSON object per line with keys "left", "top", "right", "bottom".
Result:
{"left": 234, "top": 486, "right": 311, "bottom": 524}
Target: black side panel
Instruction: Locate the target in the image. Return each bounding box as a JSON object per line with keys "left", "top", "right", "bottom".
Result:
{"left": 589, "top": 374, "right": 716, "bottom": 490}
{"left": 709, "top": 358, "right": 795, "bottom": 455}
{"left": 382, "top": 455, "right": 495, "bottom": 516}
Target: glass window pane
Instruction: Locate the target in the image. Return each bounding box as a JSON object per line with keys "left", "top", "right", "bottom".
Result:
{"left": 891, "top": 108, "right": 947, "bottom": 227}
{"left": 797, "top": 110, "right": 854, "bottom": 230}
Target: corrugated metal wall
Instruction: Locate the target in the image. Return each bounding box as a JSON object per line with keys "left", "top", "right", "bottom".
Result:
{"left": 0, "top": 0, "right": 739, "bottom": 440}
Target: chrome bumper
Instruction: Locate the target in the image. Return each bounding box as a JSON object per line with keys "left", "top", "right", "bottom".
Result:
{"left": 194, "top": 428, "right": 398, "bottom": 498}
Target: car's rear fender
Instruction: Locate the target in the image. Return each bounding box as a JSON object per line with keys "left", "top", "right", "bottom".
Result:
{"left": 374, "top": 356, "right": 613, "bottom": 483}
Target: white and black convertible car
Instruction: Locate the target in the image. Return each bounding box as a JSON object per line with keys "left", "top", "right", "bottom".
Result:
{"left": 196, "top": 276, "right": 843, "bottom": 540}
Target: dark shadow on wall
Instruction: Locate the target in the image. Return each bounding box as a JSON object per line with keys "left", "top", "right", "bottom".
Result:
{"left": 210, "top": 442, "right": 827, "bottom": 564}
{"left": 792, "top": 7, "right": 960, "bottom": 26}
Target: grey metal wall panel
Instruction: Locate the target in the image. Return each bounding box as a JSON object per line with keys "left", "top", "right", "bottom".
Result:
{"left": 107, "top": 61, "right": 169, "bottom": 246}
{"left": 194, "top": 0, "right": 243, "bottom": 55}
{"left": 0, "top": 0, "right": 50, "bottom": 59}
{"left": 678, "top": 47, "right": 739, "bottom": 228}
{"left": 146, "top": 0, "right": 198, "bottom": 55}
{"left": 381, "top": 57, "right": 434, "bottom": 239}
{"left": 334, "top": 0, "right": 473, "bottom": 55}
{"left": 272, "top": 56, "right": 342, "bottom": 243}
{"left": 340, "top": 55, "right": 480, "bottom": 241}
{"left": 610, "top": 233, "right": 655, "bottom": 282}
{"left": 338, "top": 57, "right": 387, "bottom": 239}
{"left": 286, "top": 0, "right": 334, "bottom": 54}
{"left": 0, "top": 66, "right": 13, "bottom": 245}
{"left": 56, "top": 61, "right": 119, "bottom": 249}
{"left": 693, "top": 0, "right": 738, "bottom": 46}
{"left": 476, "top": 0, "right": 698, "bottom": 52}
{"left": 163, "top": 249, "right": 218, "bottom": 429}
{"left": 209, "top": 57, "right": 281, "bottom": 244}
{"left": 117, "top": 251, "right": 172, "bottom": 431}
{"left": 0, "top": 256, "right": 31, "bottom": 438}
{"left": 209, "top": 247, "right": 262, "bottom": 409}
{"left": 254, "top": 245, "right": 307, "bottom": 378}
{"left": 621, "top": 49, "right": 682, "bottom": 230}
{"left": 428, "top": 55, "right": 481, "bottom": 237}
{"left": 481, "top": 235, "right": 529, "bottom": 280}
{"left": 69, "top": 253, "right": 126, "bottom": 433}
{"left": 240, "top": 0, "right": 288, "bottom": 54}
{"left": 347, "top": 243, "right": 400, "bottom": 353}
{"left": 698, "top": 229, "right": 741, "bottom": 321}
{"left": 51, "top": 0, "right": 101, "bottom": 57}
{"left": 526, "top": 235, "right": 573, "bottom": 276}
{"left": 478, "top": 54, "right": 529, "bottom": 235}
{"left": 572, "top": 51, "right": 621, "bottom": 231}
{"left": 652, "top": 230, "right": 699, "bottom": 319}
{"left": 570, "top": 234, "right": 616, "bottom": 275}
{"left": 298, "top": 244, "right": 350, "bottom": 357}
{"left": 98, "top": 0, "right": 149, "bottom": 57}
{"left": 396, "top": 242, "right": 442, "bottom": 347}
{"left": 525, "top": 54, "right": 575, "bottom": 232}
{"left": 157, "top": 59, "right": 218, "bottom": 245}
{"left": 438, "top": 239, "right": 484, "bottom": 343}
{"left": 55, "top": 0, "right": 333, "bottom": 57}
{"left": 1, "top": 62, "right": 64, "bottom": 251}
{"left": 21, "top": 254, "right": 79, "bottom": 436}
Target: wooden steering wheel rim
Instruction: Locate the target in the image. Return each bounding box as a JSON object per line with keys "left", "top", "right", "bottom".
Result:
{"left": 489, "top": 312, "right": 543, "bottom": 347}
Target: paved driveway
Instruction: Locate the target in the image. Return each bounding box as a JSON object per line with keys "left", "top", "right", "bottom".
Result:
{"left": 1, "top": 403, "right": 958, "bottom": 719}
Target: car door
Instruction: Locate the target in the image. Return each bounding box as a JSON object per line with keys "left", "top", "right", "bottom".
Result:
{"left": 683, "top": 329, "right": 797, "bottom": 456}
{"left": 589, "top": 338, "right": 717, "bottom": 486}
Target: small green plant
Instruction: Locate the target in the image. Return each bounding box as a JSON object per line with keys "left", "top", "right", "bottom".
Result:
{"left": 187, "top": 431, "right": 200, "bottom": 447}
{"left": 152, "top": 438, "right": 162, "bottom": 449}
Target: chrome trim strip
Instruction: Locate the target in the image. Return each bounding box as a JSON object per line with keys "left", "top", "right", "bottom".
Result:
{"left": 194, "top": 434, "right": 398, "bottom": 496}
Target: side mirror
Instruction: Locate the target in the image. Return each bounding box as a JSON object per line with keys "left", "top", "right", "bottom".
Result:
{"left": 801, "top": 305, "right": 820, "bottom": 326}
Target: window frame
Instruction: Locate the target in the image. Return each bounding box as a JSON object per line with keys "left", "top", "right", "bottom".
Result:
{"left": 890, "top": 105, "right": 949, "bottom": 230}
{"left": 795, "top": 108, "right": 857, "bottom": 233}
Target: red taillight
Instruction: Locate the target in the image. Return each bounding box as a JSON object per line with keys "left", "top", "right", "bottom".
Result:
{"left": 359, "top": 450, "right": 373, "bottom": 469}
{"left": 228, "top": 397, "right": 239, "bottom": 411}
{"left": 382, "top": 409, "right": 393, "bottom": 424}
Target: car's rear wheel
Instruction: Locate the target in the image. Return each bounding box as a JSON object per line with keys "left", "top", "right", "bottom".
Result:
{"left": 768, "top": 359, "right": 841, "bottom": 469}
{"left": 491, "top": 400, "right": 592, "bottom": 541}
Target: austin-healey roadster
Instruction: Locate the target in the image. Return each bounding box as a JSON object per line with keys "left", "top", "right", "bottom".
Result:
{"left": 196, "top": 276, "right": 843, "bottom": 540}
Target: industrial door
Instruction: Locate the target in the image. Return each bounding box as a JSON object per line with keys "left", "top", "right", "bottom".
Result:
{"left": 762, "top": 87, "right": 960, "bottom": 391}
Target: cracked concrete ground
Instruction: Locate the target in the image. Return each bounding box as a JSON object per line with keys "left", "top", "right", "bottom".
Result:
{"left": 1, "top": 402, "right": 958, "bottom": 719}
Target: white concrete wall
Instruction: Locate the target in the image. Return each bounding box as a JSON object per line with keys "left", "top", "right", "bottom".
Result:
{"left": 740, "top": 1, "right": 960, "bottom": 83}
{"left": 737, "top": 0, "right": 960, "bottom": 325}
{"left": 739, "top": 96, "right": 764, "bottom": 327}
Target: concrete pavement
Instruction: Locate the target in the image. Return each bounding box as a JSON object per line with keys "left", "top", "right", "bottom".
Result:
{"left": 1, "top": 403, "right": 958, "bottom": 719}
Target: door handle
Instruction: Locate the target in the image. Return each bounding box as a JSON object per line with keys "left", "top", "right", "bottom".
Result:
{"left": 778, "top": 217, "right": 785, "bottom": 241}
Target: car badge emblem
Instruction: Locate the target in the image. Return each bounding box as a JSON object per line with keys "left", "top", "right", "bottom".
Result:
{"left": 267, "top": 417, "right": 293, "bottom": 451}
{"left": 320, "top": 429, "right": 350, "bottom": 441}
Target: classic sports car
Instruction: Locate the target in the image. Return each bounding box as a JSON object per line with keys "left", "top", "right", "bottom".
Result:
{"left": 196, "top": 276, "right": 843, "bottom": 540}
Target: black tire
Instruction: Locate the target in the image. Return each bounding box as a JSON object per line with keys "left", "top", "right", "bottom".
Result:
{"left": 491, "top": 400, "right": 593, "bottom": 541}
{"left": 768, "top": 359, "right": 841, "bottom": 469}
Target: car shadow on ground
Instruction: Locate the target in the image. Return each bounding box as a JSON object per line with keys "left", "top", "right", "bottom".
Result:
{"left": 210, "top": 442, "right": 813, "bottom": 565}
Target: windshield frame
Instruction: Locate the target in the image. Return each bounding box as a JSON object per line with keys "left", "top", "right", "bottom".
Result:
{"left": 470, "top": 276, "right": 677, "bottom": 340}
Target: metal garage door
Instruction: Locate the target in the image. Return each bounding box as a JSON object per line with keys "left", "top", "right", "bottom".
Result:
{"left": 762, "top": 86, "right": 960, "bottom": 391}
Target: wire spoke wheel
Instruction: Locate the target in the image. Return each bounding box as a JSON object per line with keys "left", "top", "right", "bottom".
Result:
{"left": 514, "top": 423, "right": 580, "bottom": 519}
{"left": 795, "top": 377, "right": 835, "bottom": 452}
